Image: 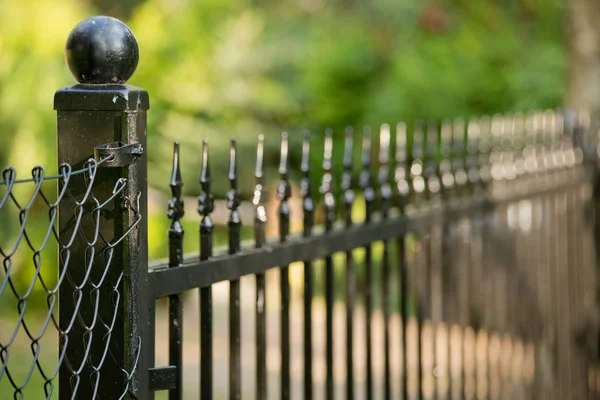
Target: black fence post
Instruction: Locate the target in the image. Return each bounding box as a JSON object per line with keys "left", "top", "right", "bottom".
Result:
{"left": 55, "top": 16, "right": 150, "bottom": 399}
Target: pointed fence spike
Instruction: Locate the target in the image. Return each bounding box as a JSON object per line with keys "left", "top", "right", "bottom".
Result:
{"left": 513, "top": 112, "right": 525, "bottom": 140}
{"left": 500, "top": 113, "right": 513, "bottom": 150}
{"left": 229, "top": 138, "right": 238, "bottom": 185}
{"left": 200, "top": 138, "right": 211, "bottom": 187}
{"left": 379, "top": 124, "right": 391, "bottom": 164}
{"left": 412, "top": 120, "right": 424, "bottom": 160}
{"left": 344, "top": 126, "right": 354, "bottom": 169}
{"left": 453, "top": 118, "right": 465, "bottom": 147}
{"left": 395, "top": 122, "right": 410, "bottom": 210}
{"left": 395, "top": 122, "right": 407, "bottom": 164}
{"left": 320, "top": 128, "right": 336, "bottom": 223}
{"left": 168, "top": 141, "right": 184, "bottom": 268}
{"left": 341, "top": 126, "right": 355, "bottom": 217}
{"left": 198, "top": 139, "right": 214, "bottom": 218}
{"left": 280, "top": 132, "right": 289, "bottom": 177}
{"left": 491, "top": 114, "right": 504, "bottom": 146}
{"left": 255, "top": 134, "right": 265, "bottom": 181}
{"left": 441, "top": 120, "right": 453, "bottom": 158}
{"left": 467, "top": 119, "right": 481, "bottom": 149}
{"left": 362, "top": 126, "right": 372, "bottom": 167}
{"left": 301, "top": 130, "right": 311, "bottom": 175}
{"left": 378, "top": 124, "right": 392, "bottom": 213}
{"left": 426, "top": 120, "right": 438, "bottom": 159}
{"left": 300, "top": 130, "right": 314, "bottom": 237}
{"left": 253, "top": 134, "right": 267, "bottom": 235}
{"left": 323, "top": 129, "right": 333, "bottom": 171}
{"left": 253, "top": 134, "right": 267, "bottom": 229}
{"left": 226, "top": 136, "right": 241, "bottom": 256}
{"left": 277, "top": 131, "right": 292, "bottom": 209}
{"left": 169, "top": 141, "right": 183, "bottom": 196}
{"left": 451, "top": 118, "right": 466, "bottom": 161}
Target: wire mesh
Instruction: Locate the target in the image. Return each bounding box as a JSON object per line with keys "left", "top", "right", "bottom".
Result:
{"left": 0, "top": 156, "right": 141, "bottom": 400}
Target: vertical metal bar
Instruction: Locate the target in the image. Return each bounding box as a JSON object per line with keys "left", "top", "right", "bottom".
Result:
{"left": 359, "top": 126, "right": 375, "bottom": 399}
{"left": 466, "top": 119, "right": 482, "bottom": 400}
{"left": 278, "top": 132, "right": 292, "bottom": 400}
{"left": 425, "top": 120, "right": 441, "bottom": 400}
{"left": 411, "top": 122, "right": 426, "bottom": 400}
{"left": 379, "top": 124, "right": 393, "bottom": 399}
{"left": 477, "top": 115, "right": 492, "bottom": 400}
{"left": 439, "top": 120, "right": 454, "bottom": 400}
{"left": 227, "top": 139, "right": 242, "bottom": 400}
{"left": 55, "top": 65, "right": 151, "bottom": 398}
{"left": 167, "top": 142, "right": 184, "bottom": 400}
{"left": 409, "top": 121, "right": 427, "bottom": 400}
{"left": 395, "top": 122, "right": 410, "bottom": 400}
{"left": 253, "top": 136, "right": 268, "bottom": 400}
{"left": 321, "top": 129, "right": 336, "bottom": 399}
{"left": 198, "top": 139, "right": 214, "bottom": 400}
{"left": 301, "top": 131, "right": 315, "bottom": 400}
{"left": 341, "top": 127, "right": 356, "bottom": 400}
{"left": 453, "top": 118, "right": 468, "bottom": 400}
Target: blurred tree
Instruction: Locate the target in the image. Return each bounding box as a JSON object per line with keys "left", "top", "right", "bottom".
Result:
{"left": 0, "top": 0, "right": 571, "bottom": 306}
{"left": 89, "top": 0, "right": 143, "bottom": 19}
{"left": 566, "top": 0, "right": 600, "bottom": 118}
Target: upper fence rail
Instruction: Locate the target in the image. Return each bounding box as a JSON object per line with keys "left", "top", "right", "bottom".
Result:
{"left": 1, "top": 14, "right": 598, "bottom": 400}
{"left": 148, "top": 109, "right": 591, "bottom": 294}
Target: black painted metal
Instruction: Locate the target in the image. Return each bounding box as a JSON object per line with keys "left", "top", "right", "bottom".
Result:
{"left": 253, "top": 135, "right": 267, "bottom": 400}
{"left": 227, "top": 139, "right": 242, "bottom": 400}
{"left": 167, "top": 141, "right": 184, "bottom": 400}
{"left": 278, "top": 132, "right": 292, "bottom": 400}
{"left": 2, "top": 14, "right": 593, "bottom": 400}
{"left": 395, "top": 122, "right": 410, "bottom": 400}
{"left": 321, "top": 129, "right": 336, "bottom": 400}
{"left": 379, "top": 124, "right": 393, "bottom": 400}
{"left": 55, "top": 34, "right": 150, "bottom": 398}
{"left": 341, "top": 126, "right": 356, "bottom": 400}
{"left": 65, "top": 16, "right": 139, "bottom": 84}
{"left": 360, "top": 126, "right": 375, "bottom": 399}
{"left": 301, "top": 131, "right": 315, "bottom": 400}
{"left": 198, "top": 139, "right": 214, "bottom": 400}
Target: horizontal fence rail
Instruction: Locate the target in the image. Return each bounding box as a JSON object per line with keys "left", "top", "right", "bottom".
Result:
{"left": 1, "top": 16, "right": 600, "bottom": 400}
{"left": 146, "top": 109, "right": 600, "bottom": 400}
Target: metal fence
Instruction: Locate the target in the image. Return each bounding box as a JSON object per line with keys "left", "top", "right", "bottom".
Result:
{"left": 1, "top": 15, "right": 599, "bottom": 400}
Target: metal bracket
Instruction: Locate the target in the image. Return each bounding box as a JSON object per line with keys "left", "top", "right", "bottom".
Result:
{"left": 94, "top": 141, "right": 143, "bottom": 167}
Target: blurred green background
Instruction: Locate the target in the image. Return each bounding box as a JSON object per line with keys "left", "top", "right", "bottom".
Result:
{"left": 0, "top": 0, "right": 566, "bottom": 192}
{"left": 0, "top": 0, "right": 569, "bottom": 274}
{"left": 0, "top": 0, "right": 588, "bottom": 396}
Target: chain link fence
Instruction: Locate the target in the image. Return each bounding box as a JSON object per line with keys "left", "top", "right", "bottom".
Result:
{"left": 0, "top": 156, "right": 140, "bottom": 399}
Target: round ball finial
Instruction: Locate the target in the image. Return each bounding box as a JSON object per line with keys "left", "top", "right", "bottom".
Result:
{"left": 65, "top": 16, "right": 139, "bottom": 84}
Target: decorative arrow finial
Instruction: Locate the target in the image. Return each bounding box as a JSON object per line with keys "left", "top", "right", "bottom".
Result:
{"left": 168, "top": 141, "right": 184, "bottom": 267}
{"left": 301, "top": 130, "right": 314, "bottom": 237}
{"left": 341, "top": 126, "right": 355, "bottom": 226}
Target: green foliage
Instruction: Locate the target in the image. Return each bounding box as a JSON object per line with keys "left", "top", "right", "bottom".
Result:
{"left": 126, "top": 0, "right": 566, "bottom": 196}
{"left": 0, "top": 0, "right": 567, "bottom": 305}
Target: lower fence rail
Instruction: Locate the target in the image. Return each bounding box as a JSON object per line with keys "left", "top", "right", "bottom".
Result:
{"left": 144, "top": 112, "right": 599, "bottom": 399}
{"left": 1, "top": 106, "right": 599, "bottom": 400}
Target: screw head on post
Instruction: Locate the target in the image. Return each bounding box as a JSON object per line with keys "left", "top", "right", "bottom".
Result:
{"left": 65, "top": 16, "right": 139, "bottom": 84}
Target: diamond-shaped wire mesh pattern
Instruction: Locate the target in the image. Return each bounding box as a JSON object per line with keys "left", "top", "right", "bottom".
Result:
{"left": 0, "top": 156, "right": 140, "bottom": 399}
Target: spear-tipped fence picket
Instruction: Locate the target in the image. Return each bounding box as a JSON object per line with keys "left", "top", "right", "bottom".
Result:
{"left": 1, "top": 15, "right": 600, "bottom": 400}
{"left": 147, "top": 109, "right": 598, "bottom": 400}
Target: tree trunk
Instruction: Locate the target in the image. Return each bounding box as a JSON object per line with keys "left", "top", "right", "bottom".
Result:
{"left": 566, "top": 0, "right": 600, "bottom": 119}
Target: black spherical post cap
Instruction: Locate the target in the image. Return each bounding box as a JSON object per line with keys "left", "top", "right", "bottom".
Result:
{"left": 65, "top": 16, "right": 139, "bottom": 84}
